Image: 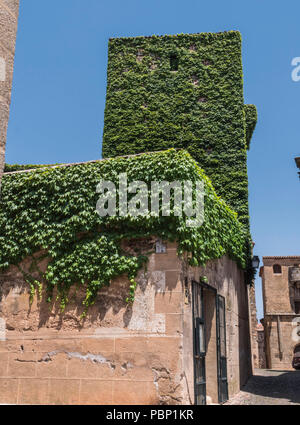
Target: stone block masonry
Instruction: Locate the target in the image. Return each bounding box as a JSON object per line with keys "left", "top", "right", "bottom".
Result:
{"left": 0, "top": 0, "right": 19, "bottom": 190}
{"left": 0, "top": 242, "right": 185, "bottom": 405}
{"left": 260, "top": 257, "right": 300, "bottom": 370}
{"left": 0, "top": 240, "right": 252, "bottom": 405}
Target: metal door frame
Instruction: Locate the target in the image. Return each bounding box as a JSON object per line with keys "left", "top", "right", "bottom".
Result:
{"left": 192, "top": 280, "right": 228, "bottom": 405}
{"left": 192, "top": 280, "right": 206, "bottom": 405}
{"left": 216, "top": 294, "right": 229, "bottom": 403}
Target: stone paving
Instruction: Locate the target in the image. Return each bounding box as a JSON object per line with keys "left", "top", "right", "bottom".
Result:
{"left": 225, "top": 369, "right": 300, "bottom": 405}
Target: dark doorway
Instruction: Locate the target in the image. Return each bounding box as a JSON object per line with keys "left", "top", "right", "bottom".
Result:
{"left": 192, "top": 280, "right": 229, "bottom": 405}
{"left": 192, "top": 281, "right": 206, "bottom": 405}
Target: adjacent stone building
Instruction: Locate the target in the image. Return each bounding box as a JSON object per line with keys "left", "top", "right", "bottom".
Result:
{"left": 256, "top": 322, "right": 266, "bottom": 369}
{"left": 260, "top": 257, "right": 300, "bottom": 370}
{"left": 0, "top": 0, "right": 19, "bottom": 190}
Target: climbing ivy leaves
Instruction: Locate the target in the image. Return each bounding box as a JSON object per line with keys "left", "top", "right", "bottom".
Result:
{"left": 102, "top": 31, "right": 257, "bottom": 227}
{"left": 0, "top": 149, "right": 249, "bottom": 311}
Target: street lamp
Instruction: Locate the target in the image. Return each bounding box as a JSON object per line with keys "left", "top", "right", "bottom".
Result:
{"left": 252, "top": 255, "right": 260, "bottom": 269}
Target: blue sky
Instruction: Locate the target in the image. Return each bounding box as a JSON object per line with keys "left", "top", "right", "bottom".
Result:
{"left": 6, "top": 0, "right": 300, "bottom": 320}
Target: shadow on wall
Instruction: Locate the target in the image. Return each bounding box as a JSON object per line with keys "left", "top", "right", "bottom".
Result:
{"left": 0, "top": 240, "right": 163, "bottom": 332}
{"left": 0, "top": 271, "right": 134, "bottom": 332}
{"left": 238, "top": 279, "right": 253, "bottom": 388}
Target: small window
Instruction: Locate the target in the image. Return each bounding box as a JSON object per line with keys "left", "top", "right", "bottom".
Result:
{"left": 155, "top": 239, "right": 166, "bottom": 253}
{"left": 170, "top": 54, "right": 179, "bottom": 71}
{"left": 273, "top": 264, "right": 282, "bottom": 274}
{"left": 295, "top": 302, "right": 300, "bottom": 314}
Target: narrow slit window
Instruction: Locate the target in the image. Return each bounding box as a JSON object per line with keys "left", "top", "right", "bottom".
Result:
{"left": 170, "top": 54, "right": 179, "bottom": 71}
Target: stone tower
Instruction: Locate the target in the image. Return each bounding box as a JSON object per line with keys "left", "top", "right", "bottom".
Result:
{"left": 0, "top": 0, "right": 19, "bottom": 190}
{"left": 102, "top": 31, "right": 257, "bottom": 226}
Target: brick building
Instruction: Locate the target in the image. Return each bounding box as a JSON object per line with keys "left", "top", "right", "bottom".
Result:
{"left": 260, "top": 257, "right": 300, "bottom": 370}
{"left": 0, "top": 0, "right": 19, "bottom": 190}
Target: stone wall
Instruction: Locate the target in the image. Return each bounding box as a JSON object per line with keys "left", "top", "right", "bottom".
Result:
{"left": 264, "top": 316, "right": 299, "bottom": 370}
{"left": 248, "top": 284, "right": 259, "bottom": 369}
{"left": 0, "top": 0, "right": 19, "bottom": 190}
{"left": 0, "top": 241, "right": 185, "bottom": 405}
{"left": 261, "top": 257, "right": 300, "bottom": 315}
{"left": 257, "top": 325, "right": 266, "bottom": 369}
{"left": 0, "top": 242, "right": 251, "bottom": 405}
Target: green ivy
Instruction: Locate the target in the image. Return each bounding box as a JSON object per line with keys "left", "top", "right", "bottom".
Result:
{"left": 0, "top": 149, "right": 250, "bottom": 312}
{"left": 102, "top": 31, "right": 257, "bottom": 227}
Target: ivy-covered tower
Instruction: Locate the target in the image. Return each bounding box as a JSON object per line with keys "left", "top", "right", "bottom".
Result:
{"left": 102, "top": 31, "right": 257, "bottom": 226}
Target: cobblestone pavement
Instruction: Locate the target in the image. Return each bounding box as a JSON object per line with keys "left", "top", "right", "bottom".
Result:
{"left": 225, "top": 369, "right": 300, "bottom": 405}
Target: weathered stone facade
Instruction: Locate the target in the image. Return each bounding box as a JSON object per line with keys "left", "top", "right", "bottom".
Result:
{"left": 256, "top": 323, "right": 266, "bottom": 369}
{"left": 260, "top": 256, "right": 300, "bottom": 370}
{"left": 0, "top": 0, "right": 19, "bottom": 190}
{"left": 248, "top": 284, "right": 259, "bottom": 369}
{"left": 0, "top": 241, "right": 252, "bottom": 405}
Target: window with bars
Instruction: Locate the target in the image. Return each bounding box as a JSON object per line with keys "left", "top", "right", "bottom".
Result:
{"left": 273, "top": 264, "right": 282, "bottom": 274}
